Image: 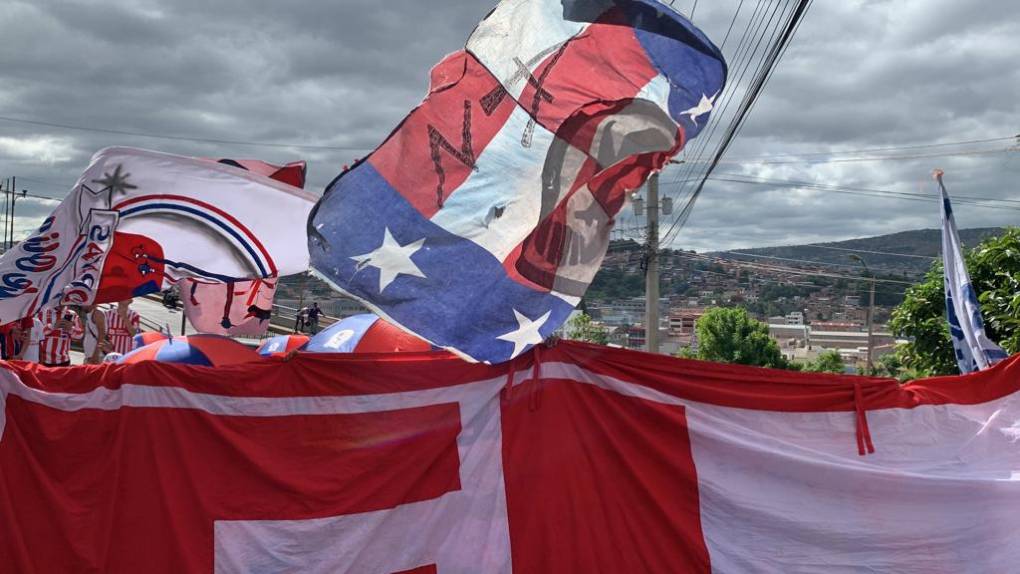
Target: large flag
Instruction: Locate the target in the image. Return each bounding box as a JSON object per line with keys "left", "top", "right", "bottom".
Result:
{"left": 180, "top": 277, "right": 277, "bottom": 337}
{"left": 178, "top": 158, "right": 306, "bottom": 337}
{"left": 0, "top": 147, "right": 315, "bottom": 324}
{"left": 935, "top": 170, "right": 1007, "bottom": 373}
{"left": 3, "top": 342, "right": 1020, "bottom": 572}
{"left": 308, "top": 0, "right": 727, "bottom": 363}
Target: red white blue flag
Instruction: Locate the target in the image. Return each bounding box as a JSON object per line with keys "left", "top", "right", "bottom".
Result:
{"left": 308, "top": 0, "right": 727, "bottom": 363}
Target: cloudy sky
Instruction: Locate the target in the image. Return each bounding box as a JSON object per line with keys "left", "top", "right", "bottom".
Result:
{"left": 0, "top": 0, "right": 1017, "bottom": 252}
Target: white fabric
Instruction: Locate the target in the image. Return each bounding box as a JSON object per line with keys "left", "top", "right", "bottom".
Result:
{"left": 937, "top": 172, "right": 1005, "bottom": 372}
{"left": 467, "top": 0, "right": 612, "bottom": 100}
{"left": 181, "top": 278, "right": 277, "bottom": 337}
{"left": 687, "top": 397, "right": 1020, "bottom": 573}
{"left": 82, "top": 308, "right": 103, "bottom": 361}
{"left": 0, "top": 147, "right": 316, "bottom": 323}
{"left": 21, "top": 319, "right": 43, "bottom": 363}
{"left": 0, "top": 368, "right": 517, "bottom": 573}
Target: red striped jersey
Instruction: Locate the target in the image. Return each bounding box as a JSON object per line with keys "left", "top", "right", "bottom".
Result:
{"left": 38, "top": 308, "right": 83, "bottom": 365}
{"left": 104, "top": 308, "right": 140, "bottom": 355}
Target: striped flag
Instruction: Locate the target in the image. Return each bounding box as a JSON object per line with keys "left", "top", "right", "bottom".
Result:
{"left": 4, "top": 342, "right": 1020, "bottom": 572}
{"left": 308, "top": 0, "right": 727, "bottom": 363}
{"left": 936, "top": 169, "right": 1007, "bottom": 373}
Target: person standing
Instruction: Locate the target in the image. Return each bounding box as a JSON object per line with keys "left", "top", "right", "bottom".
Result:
{"left": 38, "top": 306, "right": 84, "bottom": 367}
{"left": 306, "top": 302, "right": 322, "bottom": 334}
{"left": 295, "top": 307, "right": 308, "bottom": 334}
{"left": 104, "top": 300, "right": 141, "bottom": 355}
{"left": 81, "top": 305, "right": 108, "bottom": 364}
{"left": 15, "top": 316, "right": 45, "bottom": 363}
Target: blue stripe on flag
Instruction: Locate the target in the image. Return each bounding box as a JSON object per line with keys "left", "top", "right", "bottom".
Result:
{"left": 309, "top": 163, "right": 574, "bottom": 363}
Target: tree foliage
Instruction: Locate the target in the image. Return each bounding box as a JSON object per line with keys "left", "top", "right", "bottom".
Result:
{"left": 565, "top": 313, "right": 608, "bottom": 345}
{"left": 803, "top": 350, "right": 845, "bottom": 374}
{"left": 686, "top": 307, "right": 788, "bottom": 368}
{"left": 890, "top": 228, "right": 1020, "bottom": 377}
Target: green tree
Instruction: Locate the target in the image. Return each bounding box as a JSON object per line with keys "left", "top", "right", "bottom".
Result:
{"left": 565, "top": 313, "right": 608, "bottom": 345}
{"left": 685, "top": 307, "right": 788, "bottom": 368}
{"left": 890, "top": 228, "right": 1020, "bottom": 377}
{"left": 804, "top": 350, "right": 845, "bottom": 374}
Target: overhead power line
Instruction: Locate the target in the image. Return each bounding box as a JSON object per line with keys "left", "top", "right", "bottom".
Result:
{"left": 724, "top": 250, "right": 925, "bottom": 274}
{"left": 674, "top": 250, "right": 917, "bottom": 285}
{"left": 709, "top": 173, "right": 1020, "bottom": 211}
{"left": 804, "top": 244, "right": 937, "bottom": 260}
{"left": 662, "top": 0, "right": 815, "bottom": 248}
{"left": 721, "top": 135, "right": 1018, "bottom": 162}
{"left": 0, "top": 115, "right": 372, "bottom": 152}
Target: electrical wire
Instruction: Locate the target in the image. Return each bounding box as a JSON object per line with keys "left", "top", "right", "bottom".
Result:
{"left": 663, "top": 0, "right": 816, "bottom": 247}
{"left": 0, "top": 115, "right": 372, "bottom": 152}
{"left": 709, "top": 174, "right": 1020, "bottom": 211}
{"left": 803, "top": 244, "right": 936, "bottom": 260}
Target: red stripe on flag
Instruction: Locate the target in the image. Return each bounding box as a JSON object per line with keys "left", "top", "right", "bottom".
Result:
{"left": 517, "top": 7, "right": 660, "bottom": 136}
{"left": 369, "top": 51, "right": 516, "bottom": 219}
{"left": 501, "top": 378, "right": 711, "bottom": 573}
{"left": 0, "top": 397, "right": 462, "bottom": 572}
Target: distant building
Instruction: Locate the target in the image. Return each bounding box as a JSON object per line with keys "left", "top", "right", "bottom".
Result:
{"left": 768, "top": 324, "right": 810, "bottom": 348}
{"left": 784, "top": 312, "right": 804, "bottom": 325}
{"left": 811, "top": 321, "right": 863, "bottom": 332}
{"left": 668, "top": 308, "right": 706, "bottom": 335}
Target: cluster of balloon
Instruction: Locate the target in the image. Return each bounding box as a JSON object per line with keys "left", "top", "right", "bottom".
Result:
{"left": 119, "top": 334, "right": 259, "bottom": 367}
{"left": 126, "top": 314, "right": 433, "bottom": 367}
{"left": 256, "top": 334, "right": 309, "bottom": 357}
{"left": 302, "top": 314, "right": 433, "bottom": 354}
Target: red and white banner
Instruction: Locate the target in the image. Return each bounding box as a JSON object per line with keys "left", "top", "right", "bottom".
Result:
{"left": 181, "top": 277, "right": 277, "bottom": 337}
{"left": 2, "top": 342, "right": 1019, "bottom": 572}
{"left": 0, "top": 147, "right": 315, "bottom": 325}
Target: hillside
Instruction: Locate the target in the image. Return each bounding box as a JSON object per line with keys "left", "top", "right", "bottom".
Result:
{"left": 715, "top": 227, "right": 1007, "bottom": 275}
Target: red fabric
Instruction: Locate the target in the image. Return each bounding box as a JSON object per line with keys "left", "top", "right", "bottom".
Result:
{"left": 358, "top": 319, "right": 433, "bottom": 353}
{"left": 3, "top": 342, "right": 1020, "bottom": 572}
{"left": 103, "top": 308, "right": 140, "bottom": 355}
{"left": 94, "top": 232, "right": 167, "bottom": 304}
{"left": 369, "top": 51, "right": 516, "bottom": 218}
{"left": 502, "top": 377, "right": 710, "bottom": 572}
{"left": 36, "top": 308, "right": 82, "bottom": 365}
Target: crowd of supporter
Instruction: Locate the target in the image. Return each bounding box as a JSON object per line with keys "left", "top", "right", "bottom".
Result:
{"left": 0, "top": 299, "right": 139, "bottom": 366}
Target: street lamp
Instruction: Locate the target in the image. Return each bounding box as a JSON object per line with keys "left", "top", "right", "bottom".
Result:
{"left": 848, "top": 254, "right": 875, "bottom": 373}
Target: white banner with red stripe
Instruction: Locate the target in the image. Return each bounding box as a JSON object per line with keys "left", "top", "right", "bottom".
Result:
{"left": 2, "top": 342, "right": 1019, "bottom": 572}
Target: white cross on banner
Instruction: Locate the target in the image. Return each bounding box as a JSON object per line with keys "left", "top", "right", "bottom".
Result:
{"left": 3, "top": 342, "right": 1020, "bottom": 572}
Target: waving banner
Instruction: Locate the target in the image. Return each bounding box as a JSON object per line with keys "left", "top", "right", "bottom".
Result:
{"left": 0, "top": 147, "right": 315, "bottom": 324}
{"left": 178, "top": 158, "right": 305, "bottom": 337}
{"left": 308, "top": 0, "right": 727, "bottom": 363}
{"left": 935, "top": 170, "right": 1007, "bottom": 373}
{"left": 2, "top": 342, "right": 1020, "bottom": 572}
{"left": 181, "top": 277, "right": 277, "bottom": 337}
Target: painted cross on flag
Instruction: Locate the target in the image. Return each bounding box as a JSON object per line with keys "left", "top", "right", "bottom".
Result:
{"left": 308, "top": 0, "right": 727, "bottom": 363}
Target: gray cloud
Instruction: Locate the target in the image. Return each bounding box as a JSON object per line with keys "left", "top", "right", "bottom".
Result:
{"left": 0, "top": 0, "right": 1017, "bottom": 252}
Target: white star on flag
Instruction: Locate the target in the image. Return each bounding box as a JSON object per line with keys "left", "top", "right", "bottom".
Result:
{"left": 350, "top": 228, "right": 426, "bottom": 292}
{"left": 682, "top": 92, "right": 717, "bottom": 125}
{"left": 497, "top": 308, "right": 552, "bottom": 358}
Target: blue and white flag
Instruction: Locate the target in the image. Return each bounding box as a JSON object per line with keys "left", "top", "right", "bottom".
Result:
{"left": 936, "top": 170, "right": 1007, "bottom": 373}
{"left": 308, "top": 0, "right": 727, "bottom": 363}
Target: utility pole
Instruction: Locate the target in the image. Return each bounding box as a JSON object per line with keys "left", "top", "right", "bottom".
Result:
{"left": 849, "top": 254, "right": 875, "bottom": 373}
{"left": 8, "top": 176, "right": 16, "bottom": 249}
{"left": 2, "top": 178, "right": 9, "bottom": 252}
{"left": 645, "top": 174, "right": 660, "bottom": 354}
